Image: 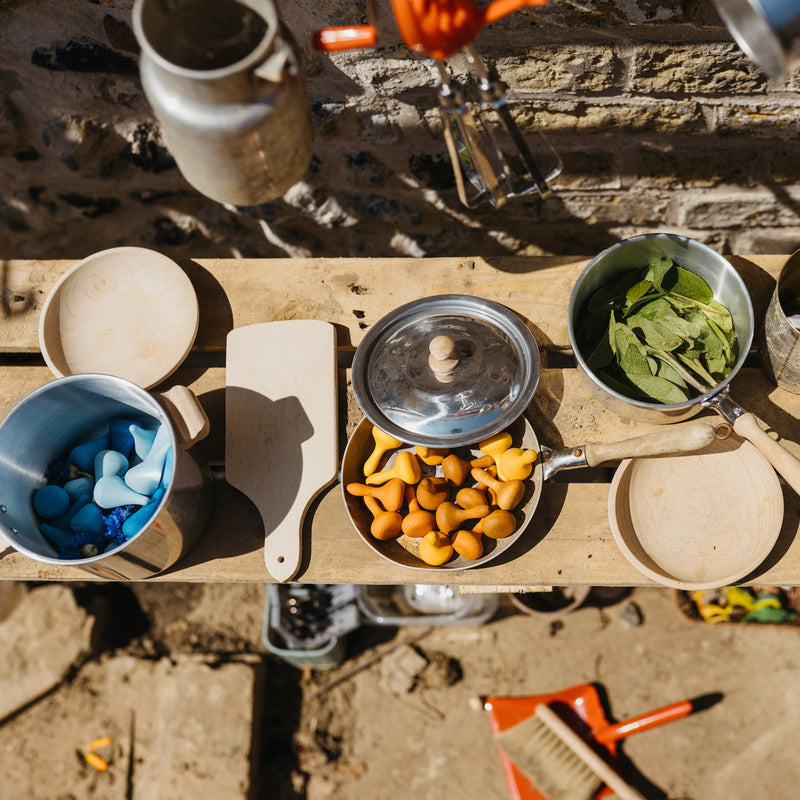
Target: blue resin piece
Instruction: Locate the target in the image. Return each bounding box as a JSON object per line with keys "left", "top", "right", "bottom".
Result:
{"left": 64, "top": 477, "right": 93, "bottom": 502}
{"left": 70, "top": 502, "right": 106, "bottom": 535}
{"left": 40, "top": 523, "right": 76, "bottom": 549}
{"left": 109, "top": 418, "right": 139, "bottom": 457}
{"left": 33, "top": 485, "right": 70, "bottom": 520}
{"left": 94, "top": 449, "right": 129, "bottom": 479}
{"left": 49, "top": 493, "right": 91, "bottom": 530}
{"left": 94, "top": 475, "right": 149, "bottom": 509}
{"left": 131, "top": 425, "right": 158, "bottom": 460}
{"left": 69, "top": 433, "right": 110, "bottom": 473}
{"left": 161, "top": 446, "right": 174, "bottom": 489}
{"left": 125, "top": 424, "right": 170, "bottom": 496}
{"left": 121, "top": 487, "right": 165, "bottom": 539}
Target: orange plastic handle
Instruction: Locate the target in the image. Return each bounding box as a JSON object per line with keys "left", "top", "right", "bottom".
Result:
{"left": 483, "top": 0, "right": 550, "bottom": 26}
{"left": 594, "top": 700, "right": 694, "bottom": 744}
{"left": 313, "top": 24, "right": 378, "bottom": 52}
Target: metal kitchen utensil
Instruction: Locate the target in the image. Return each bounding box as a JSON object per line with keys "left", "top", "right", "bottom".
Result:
{"left": 0, "top": 375, "right": 213, "bottom": 580}
{"left": 133, "top": 0, "right": 313, "bottom": 206}
{"left": 568, "top": 233, "right": 800, "bottom": 498}
{"left": 351, "top": 294, "right": 540, "bottom": 449}
{"left": 608, "top": 432, "right": 784, "bottom": 590}
{"left": 342, "top": 414, "right": 718, "bottom": 571}
{"left": 314, "top": 0, "right": 560, "bottom": 208}
{"left": 714, "top": 0, "right": 800, "bottom": 83}
{"left": 760, "top": 248, "right": 800, "bottom": 392}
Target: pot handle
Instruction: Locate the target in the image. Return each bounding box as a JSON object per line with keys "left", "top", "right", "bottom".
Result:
{"left": 732, "top": 412, "right": 800, "bottom": 496}
{"left": 583, "top": 420, "right": 717, "bottom": 467}
{"left": 157, "top": 385, "right": 211, "bottom": 451}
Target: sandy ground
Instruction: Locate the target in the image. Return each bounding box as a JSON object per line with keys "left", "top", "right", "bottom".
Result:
{"left": 2, "top": 581, "right": 800, "bottom": 800}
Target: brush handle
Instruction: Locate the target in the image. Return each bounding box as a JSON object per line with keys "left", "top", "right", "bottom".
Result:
{"left": 536, "top": 705, "right": 647, "bottom": 800}
{"left": 595, "top": 700, "right": 693, "bottom": 744}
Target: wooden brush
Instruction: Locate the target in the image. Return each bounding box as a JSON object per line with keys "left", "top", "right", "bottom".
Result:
{"left": 496, "top": 703, "right": 646, "bottom": 800}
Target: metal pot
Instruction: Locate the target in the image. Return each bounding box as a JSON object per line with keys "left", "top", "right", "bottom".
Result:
{"left": 133, "top": 0, "right": 313, "bottom": 206}
{"left": 0, "top": 374, "right": 213, "bottom": 579}
{"left": 568, "top": 233, "right": 800, "bottom": 496}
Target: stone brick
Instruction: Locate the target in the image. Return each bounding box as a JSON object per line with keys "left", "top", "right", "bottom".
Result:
{"left": 516, "top": 98, "right": 705, "bottom": 134}
{"left": 715, "top": 102, "right": 800, "bottom": 137}
{"left": 631, "top": 43, "right": 766, "bottom": 94}
{"left": 499, "top": 47, "right": 622, "bottom": 93}
{"left": 675, "top": 189, "right": 800, "bottom": 228}
{"left": 766, "top": 146, "right": 800, "bottom": 184}
{"left": 635, "top": 144, "right": 759, "bottom": 188}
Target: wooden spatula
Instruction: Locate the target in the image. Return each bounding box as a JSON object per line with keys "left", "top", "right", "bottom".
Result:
{"left": 225, "top": 321, "right": 338, "bottom": 582}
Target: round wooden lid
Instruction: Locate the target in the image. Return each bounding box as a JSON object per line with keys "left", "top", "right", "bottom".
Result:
{"left": 38, "top": 247, "right": 199, "bottom": 390}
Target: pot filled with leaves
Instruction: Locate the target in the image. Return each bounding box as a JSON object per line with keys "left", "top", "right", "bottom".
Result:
{"left": 568, "top": 232, "right": 800, "bottom": 496}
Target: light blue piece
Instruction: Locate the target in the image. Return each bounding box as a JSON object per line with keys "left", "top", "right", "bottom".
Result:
{"left": 40, "top": 523, "right": 75, "bottom": 548}
{"left": 50, "top": 493, "right": 91, "bottom": 530}
{"left": 70, "top": 502, "right": 106, "bottom": 535}
{"left": 94, "top": 449, "right": 129, "bottom": 479}
{"left": 109, "top": 418, "right": 139, "bottom": 457}
{"left": 131, "top": 424, "right": 158, "bottom": 460}
{"left": 94, "top": 475, "right": 149, "bottom": 509}
{"left": 124, "top": 424, "right": 171, "bottom": 497}
{"left": 69, "top": 433, "right": 109, "bottom": 473}
{"left": 64, "top": 477, "right": 94, "bottom": 502}
{"left": 33, "top": 485, "right": 70, "bottom": 520}
{"left": 122, "top": 487, "right": 165, "bottom": 538}
{"left": 160, "top": 446, "right": 174, "bottom": 489}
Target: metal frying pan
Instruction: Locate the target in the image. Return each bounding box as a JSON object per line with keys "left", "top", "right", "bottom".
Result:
{"left": 609, "top": 430, "right": 784, "bottom": 590}
{"left": 342, "top": 415, "right": 719, "bottom": 571}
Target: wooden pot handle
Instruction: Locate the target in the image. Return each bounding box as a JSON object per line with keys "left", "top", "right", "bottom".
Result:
{"left": 733, "top": 412, "right": 800, "bottom": 496}
{"left": 157, "top": 385, "right": 210, "bottom": 451}
{"left": 583, "top": 420, "right": 717, "bottom": 467}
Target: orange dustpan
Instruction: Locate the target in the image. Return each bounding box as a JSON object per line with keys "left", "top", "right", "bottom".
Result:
{"left": 484, "top": 683, "right": 695, "bottom": 800}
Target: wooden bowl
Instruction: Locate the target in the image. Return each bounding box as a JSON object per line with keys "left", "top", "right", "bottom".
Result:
{"left": 341, "top": 415, "right": 540, "bottom": 571}
{"left": 39, "top": 247, "right": 199, "bottom": 390}
{"left": 608, "top": 434, "right": 784, "bottom": 590}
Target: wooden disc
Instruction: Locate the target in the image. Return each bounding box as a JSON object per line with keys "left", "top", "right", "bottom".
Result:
{"left": 39, "top": 247, "right": 198, "bottom": 390}
{"left": 609, "top": 435, "right": 783, "bottom": 590}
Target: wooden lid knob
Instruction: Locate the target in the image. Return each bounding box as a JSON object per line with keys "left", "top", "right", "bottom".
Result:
{"left": 428, "top": 335, "right": 459, "bottom": 382}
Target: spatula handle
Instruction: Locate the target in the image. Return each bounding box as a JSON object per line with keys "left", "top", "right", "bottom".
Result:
{"left": 264, "top": 507, "right": 303, "bottom": 583}
{"left": 595, "top": 700, "right": 693, "bottom": 744}
{"left": 733, "top": 412, "right": 800, "bottom": 497}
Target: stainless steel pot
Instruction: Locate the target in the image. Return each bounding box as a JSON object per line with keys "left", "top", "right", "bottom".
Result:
{"left": 568, "top": 233, "right": 800, "bottom": 496}
{"left": 0, "top": 374, "right": 213, "bottom": 579}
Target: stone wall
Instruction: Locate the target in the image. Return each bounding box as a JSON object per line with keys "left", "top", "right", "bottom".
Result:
{"left": 1, "top": 0, "right": 800, "bottom": 261}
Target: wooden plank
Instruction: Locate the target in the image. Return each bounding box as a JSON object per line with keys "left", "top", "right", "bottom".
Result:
{"left": 1, "top": 255, "right": 786, "bottom": 353}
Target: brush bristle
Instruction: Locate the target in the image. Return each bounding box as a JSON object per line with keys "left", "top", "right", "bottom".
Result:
{"left": 496, "top": 710, "right": 602, "bottom": 800}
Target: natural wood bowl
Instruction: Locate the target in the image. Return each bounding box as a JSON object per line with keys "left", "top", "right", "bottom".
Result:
{"left": 39, "top": 247, "right": 198, "bottom": 390}
{"left": 608, "top": 434, "right": 784, "bottom": 590}
{"left": 341, "top": 415, "right": 540, "bottom": 571}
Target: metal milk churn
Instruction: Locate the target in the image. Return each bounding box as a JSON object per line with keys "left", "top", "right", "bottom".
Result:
{"left": 133, "top": 0, "right": 314, "bottom": 206}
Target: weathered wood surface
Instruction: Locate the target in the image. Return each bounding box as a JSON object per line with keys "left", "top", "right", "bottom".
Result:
{"left": 2, "top": 255, "right": 799, "bottom": 586}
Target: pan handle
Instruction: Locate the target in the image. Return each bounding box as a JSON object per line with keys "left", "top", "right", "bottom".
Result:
{"left": 594, "top": 700, "right": 694, "bottom": 744}
{"left": 732, "top": 412, "right": 800, "bottom": 496}
{"left": 583, "top": 421, "right": 717, "bottom": 468}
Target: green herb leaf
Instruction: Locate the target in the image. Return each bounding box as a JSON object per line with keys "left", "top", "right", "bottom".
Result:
{"left": 663, "top": 265, "right": 714, "bottom": 303}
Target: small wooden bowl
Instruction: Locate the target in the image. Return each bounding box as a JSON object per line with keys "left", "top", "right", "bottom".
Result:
{"left": 341, "top": 415, "right": 539, "bottom": 571}
{"left": 608, "top": 434, "right": 784, "bottom": 590}
{"left": 39, "top": 247, "right": 199, "bottom": 390}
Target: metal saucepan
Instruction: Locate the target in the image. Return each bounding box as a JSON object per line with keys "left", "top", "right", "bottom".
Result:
{"left": 342, "top": 414, "right": 719, "bottom": 571}
{"left": 568, "top": 233, "right": 800, "bottom": 497}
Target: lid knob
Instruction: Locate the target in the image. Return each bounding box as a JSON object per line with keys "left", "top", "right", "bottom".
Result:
{"left": 428, "top": 335, "right": 460, "bottom": 383}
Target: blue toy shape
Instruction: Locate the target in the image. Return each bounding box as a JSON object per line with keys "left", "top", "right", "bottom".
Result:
{"left": 122, "top": 487, "right": 166, "bottom": 539}
{"left": 70, "top": 502, "right": 106, "bottom": 535}
{"left": 125, "top": 424, "right": 170, "bottom": 496}
{"left": 64, "top": 477, "right": 94, "bottom": 503}
{"left": 33, "top": 485, "right": 70, "bottom": 520}
{"left": 94, "top": 449, "right": 129, "bottom": 479}
{"left": 39, "top": 523, "right": 76, "bottom": 549}
{"left": 94, "top": 475, "right": 149, "bottom": 509}
{"left": 131, "top": 425, "right": 158, "bottom": 460}
{"left": 49, "top": 493, "right": 91, "bottom": 530}
{"left": 69, "top": 433, "right": 110, "bottom": 473}
{"left": 109, "top": 418, "right": 140, "bottom": 457}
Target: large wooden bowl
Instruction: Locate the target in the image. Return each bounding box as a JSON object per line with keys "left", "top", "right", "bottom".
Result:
{"left": 39, "top": 247, "right": 198, "bottom": 390}
{"left": 341, "top": 415, "right": 541, "bottom": 571}
{"left": 608, "top": 434, "right": 784, "bottom": 590}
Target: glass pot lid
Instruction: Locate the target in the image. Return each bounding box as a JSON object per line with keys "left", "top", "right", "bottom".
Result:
{"left": 351, "top": 295, "right": 540, "bottom": 447}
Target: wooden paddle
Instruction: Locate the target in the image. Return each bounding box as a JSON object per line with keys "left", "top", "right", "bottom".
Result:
{"left": 225, "top": 321, "right": 338, "bottom": 582}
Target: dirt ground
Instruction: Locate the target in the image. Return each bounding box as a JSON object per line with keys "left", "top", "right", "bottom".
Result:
{"left": 3, "top": 580, "right": 800, "bottom": 800}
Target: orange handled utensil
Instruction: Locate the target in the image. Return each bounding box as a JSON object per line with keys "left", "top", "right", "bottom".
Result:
{"left": 593, "top": 699, "right": 694, "bottom": 744}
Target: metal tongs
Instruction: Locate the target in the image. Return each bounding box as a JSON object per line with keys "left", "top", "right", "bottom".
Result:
{"left": 314, "top": 0, "right": 561, "bottom": 209}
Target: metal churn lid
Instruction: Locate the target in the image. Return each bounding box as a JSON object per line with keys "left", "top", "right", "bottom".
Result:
{"left": 351, "top": 294, "right": 540, "bottom": 447}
